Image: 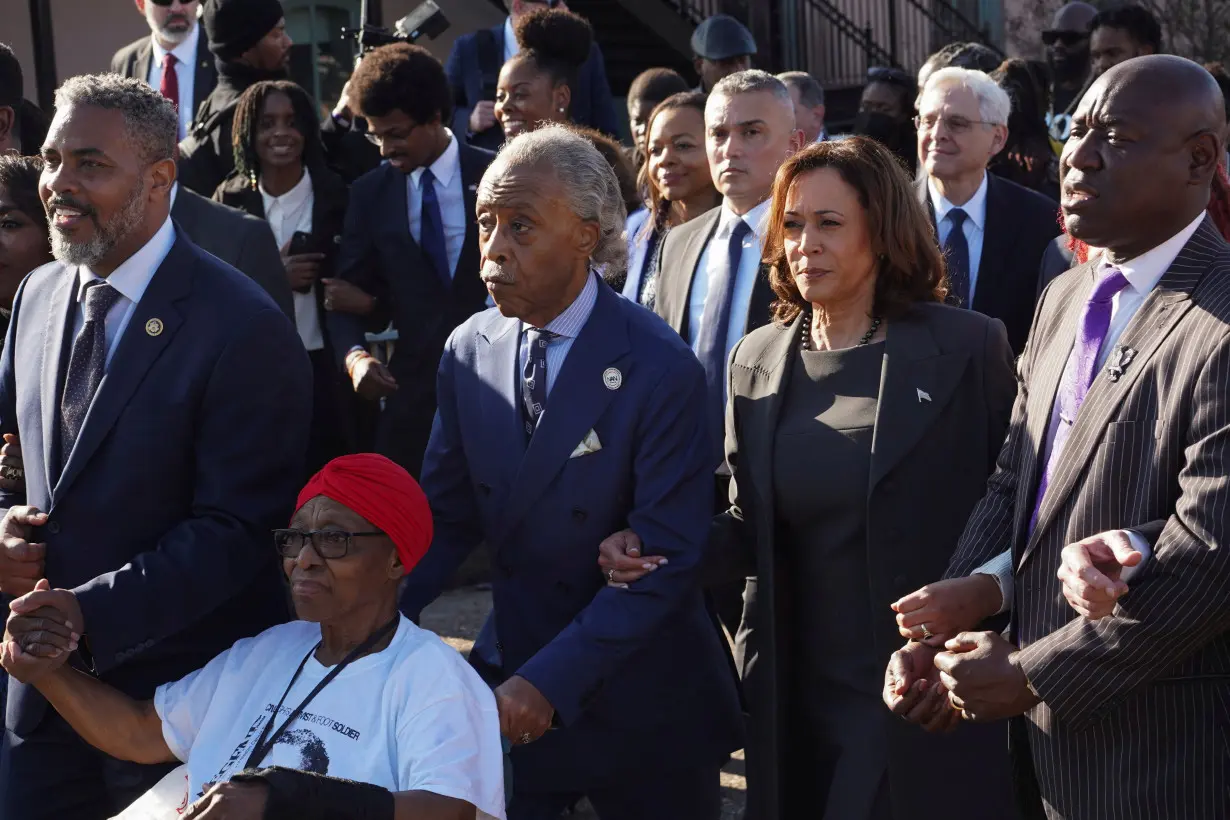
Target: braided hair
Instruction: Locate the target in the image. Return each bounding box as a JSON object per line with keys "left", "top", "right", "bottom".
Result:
{"left": 230, "top": 80, "right": 325, "bottom": 189}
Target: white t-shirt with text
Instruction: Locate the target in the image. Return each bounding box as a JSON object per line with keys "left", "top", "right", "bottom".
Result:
{"left": 153, "top": 616, "right": 505, "bottom": 819}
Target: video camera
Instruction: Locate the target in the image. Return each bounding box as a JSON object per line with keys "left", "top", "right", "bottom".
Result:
{"left": 341, "top": 0, "right": 449, "bottom": 55}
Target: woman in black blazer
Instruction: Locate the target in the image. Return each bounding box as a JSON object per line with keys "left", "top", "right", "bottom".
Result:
{"left": 604, "top": 138, "right": 1019, "bottom": 820}
{"left": 213, "top": 80, "right": 373, "bottom": 473}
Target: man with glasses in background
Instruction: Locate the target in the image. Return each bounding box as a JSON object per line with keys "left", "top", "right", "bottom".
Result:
{"left": 1043, "top": 2, "right": 1098, "bottom": 148}
{"left": 111, "top": 0, "right": 216, "bottom": 142}
{"left": 915, "top": 67, "right": 1060, "bottom": 354}
{"left": 326, "top": 43, "right": 493, "bottom": 479}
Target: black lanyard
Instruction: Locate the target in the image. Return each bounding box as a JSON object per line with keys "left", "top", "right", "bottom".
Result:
{"left": 244, "top": 616, "right": 399, "bottom": 769}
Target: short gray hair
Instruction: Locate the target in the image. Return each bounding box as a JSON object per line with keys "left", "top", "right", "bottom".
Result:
{"left": 53, "top": 74, "right": 177, "bottom": 165}
{"left": 777, "top": 71, "right": 824, "bottom": 107}
{"left": 923, "top": 67, "right": 1011, "bottom": 126}
{"left": 486, "top": 123, "right": 628, "bottom": 279}
{"left": 710, "top": 69, "right": 793, "bottom": 108}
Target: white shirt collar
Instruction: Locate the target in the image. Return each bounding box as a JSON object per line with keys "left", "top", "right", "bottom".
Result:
{"left": 150, "top": 23, "right": 200, "bottom": 71}
{"left": 719, "top": 197, "right": 772, "bottom": 239}
{"left": 260, "top": 167, "right": 313, "bottom": 212}
{"left": 78, "top": 215, "right": 176, "bottom": 306}
{"left": 410, "top": 130, "right": 460, "bottom": 190}
{"left": 503, "top": 17, "right": 519, "bottom": 59}
{"left": 1105, "top": 210, "right": 1207, "bottom": 296}
{"left": 928, "top": 172, "right": 989, "bottom": 232}
{"left": 170, "top": 182, "right": 179, "bottom": 208}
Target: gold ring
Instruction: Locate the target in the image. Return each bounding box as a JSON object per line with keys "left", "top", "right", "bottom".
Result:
{"left": 921, "top": 624, "right": 933, "bottom": 640}
{"left": 519, "top": 732, "right": 532, "bottom": 745}
{"left": 606, "top": 568, "right": 615, "bottom": 583}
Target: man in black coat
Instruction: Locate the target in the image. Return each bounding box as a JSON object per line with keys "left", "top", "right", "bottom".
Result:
{"left": 327, "top": 44, "right": 493, "bottom": 479}
{"left": 917, "top": 66, "right": 1061, "bottom": 354}
{"left": 110, "top": 0, "right": 217, "bottom": 142}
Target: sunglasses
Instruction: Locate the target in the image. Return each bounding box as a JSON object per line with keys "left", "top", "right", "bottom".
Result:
{"left": 1041, "top": 30, "right": 1089, "bottom": 47}
{"left": 867, "top": 66, "right": 913, "bottom": 88}
{"left": 146, "top": 0, "right": 195, "bottom": 5}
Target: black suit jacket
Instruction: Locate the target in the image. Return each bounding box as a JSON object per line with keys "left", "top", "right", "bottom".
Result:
{"left": 171, "top": 186, "right": 293, "bottom": 320}
{"left": 711, "top": 303, "right": 1019, "bottom": 820}
{"left": 918, "top": 174, "right": 1061, "bottom": 354}
{"left": 0, "top": 229, "right": 310, "bottom": 734}
{"left": 326, "top": 145, "right": 494, "bottom": 474}
{"left": 213, "top": 167, "right": 349, "bottom": 353}
{"left": 653, "top": 206, "right": 775, "bottom": 343}
{"left": 110, "top": 31, "right": 217, "bottom": 118}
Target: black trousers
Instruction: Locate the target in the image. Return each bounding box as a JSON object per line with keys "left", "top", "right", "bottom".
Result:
{"left": 507, "top": 764, "right": 722, "bottom": 820}
{"left": 304, "top": 348, "right": 349, "bottom": 481}
{"left": 0, "top": 711, "right": 177, "bottom": 819}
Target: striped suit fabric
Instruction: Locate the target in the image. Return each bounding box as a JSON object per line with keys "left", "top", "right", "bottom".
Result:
{"left": 945, "top": 216, "right": 1230, "bottom": 819}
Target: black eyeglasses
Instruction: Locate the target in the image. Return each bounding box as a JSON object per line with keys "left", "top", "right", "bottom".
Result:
{"left": 1042, "top": 30, "right": 1089, "bottom": 47}
{"left": 274, "top": 529, "right": 384, "bottom": 560}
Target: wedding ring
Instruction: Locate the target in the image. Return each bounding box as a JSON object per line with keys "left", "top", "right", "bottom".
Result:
{"left": 921, "top": 624, "right": 933, "bottom": 640}
{"left": 606, "top": 568, "right": 615, "bottom": 583}
{"left": 519, "top": 732, "right": 533, "bottom": 745}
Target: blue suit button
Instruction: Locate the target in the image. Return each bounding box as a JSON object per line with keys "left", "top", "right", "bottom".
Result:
{"left": 46, "top": 521, "right": 61, "bottom": 535}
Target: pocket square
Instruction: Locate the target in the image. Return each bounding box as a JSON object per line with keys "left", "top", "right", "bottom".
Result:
{"left": 570, "top": 429, "right": 602, "bottom": 459}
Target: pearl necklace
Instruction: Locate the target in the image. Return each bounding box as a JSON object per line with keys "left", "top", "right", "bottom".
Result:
{"left": 800, "top": 311, "right": 882, "bottom": 351}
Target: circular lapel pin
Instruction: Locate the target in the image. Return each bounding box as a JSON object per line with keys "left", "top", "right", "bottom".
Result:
{"left": 603, "top": 367, "right": 622, "bottom": 390}
{"left": 145, "top": 318, "right": 164, "bottom": 337}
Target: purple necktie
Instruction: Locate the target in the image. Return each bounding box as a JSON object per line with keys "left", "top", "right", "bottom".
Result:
{"left": 1029, "top": 265, "right": 1130, "bottom": 532}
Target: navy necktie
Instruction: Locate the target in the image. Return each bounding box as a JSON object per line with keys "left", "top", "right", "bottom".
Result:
{"left": 521, "top": 328, "right": 560, "bottom": 439}
{"left": 695, "top": 217, "right": 752, "bottom": 458}
{"left": 60, "top": 280, "right": 122, "bottom": 471}
{"left": 419, "top": 168, "right": 450, "bottom": 285}
{"left": 943, "top": 208, "right": 971, "bottom": 307}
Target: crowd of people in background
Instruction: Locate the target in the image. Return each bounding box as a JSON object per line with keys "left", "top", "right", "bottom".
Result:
{"left": 0, "top": 0, "right": 1229, "bottom": 818}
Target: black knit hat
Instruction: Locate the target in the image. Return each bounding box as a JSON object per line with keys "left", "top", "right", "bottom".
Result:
{"left": 204, "top": 0, "right": 285, "bottom": 62}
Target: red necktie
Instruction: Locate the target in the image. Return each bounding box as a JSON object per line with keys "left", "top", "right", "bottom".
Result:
{"left": 160, "top": 52, "right": 179, "bottom": 111}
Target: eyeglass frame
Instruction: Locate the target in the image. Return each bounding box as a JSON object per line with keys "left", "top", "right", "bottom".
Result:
{"left": 273, "top": 528, "right": 386, "bottom": 560}
{"left": 913, "top": 113, "right": 999, "bottom": 135}
{"left": 362, "top": 119, "right": 428, "bottom": 147}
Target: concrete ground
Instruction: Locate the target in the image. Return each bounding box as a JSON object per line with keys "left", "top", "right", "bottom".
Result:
{"left": 420, "top": 586, "right": 747, "bottom": 819}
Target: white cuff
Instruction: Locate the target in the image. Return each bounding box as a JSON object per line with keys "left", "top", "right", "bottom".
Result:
{"left": 972, "top": 550, "right": 1013, "bottom": 615}
{"left": 1121, "top": 529, "right": 1153, "bottom": 583}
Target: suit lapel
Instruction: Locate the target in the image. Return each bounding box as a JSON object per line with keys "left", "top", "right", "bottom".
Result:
{"left": 868, "top": 311, "right": 971, "bottom": 489}
{"left": 39, "top": 268, "right": 76, "bottom": 501}
{"left": 746, "top": 265, "right": 775, "bottom": 334}
{"left": 1019, "top": 219, "right": 1219, "bottom": 569}
{"left": 496, "top": 284, "right": 630, "bottom": 542}
{"left": 53, "top": 236, "right": 194, "bottom": 503}
{"left": 740, "top": 317, "right": 798, "bottom": 512}
{"left": 665, "top": 210, "right": 720, "bottom": 335}
{"left": 137, "top": 40, "right": 155, "bottom": 87}
{"left": 477, "top": 312, "right": 526, "bottom": 485}
{"left": 918, "top": 177, "right": 937, "bottom": 232}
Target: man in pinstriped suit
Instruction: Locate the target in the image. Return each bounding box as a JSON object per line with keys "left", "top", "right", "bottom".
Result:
{"left": 886, "top": 56, "right": 1230, "bottom": 819}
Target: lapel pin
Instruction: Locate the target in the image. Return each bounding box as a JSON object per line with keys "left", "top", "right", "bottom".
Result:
{"left": 603, "top": 367, "right": 622, "bottom": 391}
{"left": 916, "top": 388, "right": 932, "bottom": 403}
{"left": 1105, "top": 345, "right": 1136, "bottom": 382}
{"left": 145, "top": 318, "right": 164, "bottom": 337}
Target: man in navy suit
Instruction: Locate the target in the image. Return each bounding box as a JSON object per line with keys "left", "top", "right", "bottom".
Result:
{"left": 327, "top": 44, "right": 493, "bottom": 479}
{"left": 0, "top": 74, "right": 310, "bottom": 818}
{"left": 444, "top": 0, "right": 619, "bottom": 151}
{"left": 400, "top": 125, "right": 742, "bottom": 819}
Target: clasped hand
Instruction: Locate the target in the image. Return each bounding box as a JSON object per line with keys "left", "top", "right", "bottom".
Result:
{"left": 0, "top": 578, "right": 83, "bottom": 684}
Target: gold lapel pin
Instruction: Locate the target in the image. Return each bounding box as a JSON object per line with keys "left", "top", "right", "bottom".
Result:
{"left": 145, "top": 318, "right": 164, "bottom": 337}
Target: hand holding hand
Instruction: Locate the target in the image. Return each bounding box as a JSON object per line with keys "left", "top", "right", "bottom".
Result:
{"left": 892, "top": 575, "right": 1002, "bottom": 645}
{"left": 320, "top": 278, "right": 376, "bottom": 315}
{"left": 347, "top": 353, "right": 398, "bottom": 400}
{"left": 0, "top": 505, "right": 46, "bottom": 596}
{"left": 597, "top": 529, "right": 667, "bottom": 587}
{"left": 1057, "top": 530, "right": 1142, "bottom": 620}
{"left": 494, "top": 675, "right": 554, "bottom": 745}
{"left": 469, "top": 101, "right": 497, "bottom": 133}
{"left": 1, "top": 580, "right": 77, "bottom": 683}
{"left": 883, "top": 641, "right": 961, "bottom": 732}
{"left": 934, "top": 631, "right": 1039, "bottom": 723}
{"left": 0, "top": 432, "right": 25, "bottom": 492}
{"left": 184, "top": 780, "right": 269, "bottom": 819}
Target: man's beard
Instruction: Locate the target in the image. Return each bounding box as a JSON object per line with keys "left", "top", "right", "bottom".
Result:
{"left": 149, "top": 11, "right": 194, "bottom": 46}
{"left": 49, "top": 182, "right": 148, "bottom": 269}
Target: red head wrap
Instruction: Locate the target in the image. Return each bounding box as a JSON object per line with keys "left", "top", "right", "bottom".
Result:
{"left": 294, "top": 454, "right": 433, "bottom": 576}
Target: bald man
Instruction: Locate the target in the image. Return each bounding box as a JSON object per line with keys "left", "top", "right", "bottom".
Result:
{"left": 888, "top": 55, "right": 1230, "bottom": 819}
{"left": 1044, "top": 1, "right": 1097, "bottom": 145}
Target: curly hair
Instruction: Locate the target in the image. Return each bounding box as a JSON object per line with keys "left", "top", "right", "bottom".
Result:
{"left": 512, "top": 8, "right": 593, "bottom": 99}
{"left": 628, "top": 68, "right": 689, "bottom": 106}
{"left": 349, "top": 43, "right": 452, "bottom": 125}
{"left": 763, "top": 137, "right": 947, "bottom": 324}
{"left": 230, "top": 81, "right": 325, "bottom": 187}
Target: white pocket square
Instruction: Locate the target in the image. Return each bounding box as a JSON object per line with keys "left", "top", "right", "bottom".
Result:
{"left": 570, "top": 429, "right": 602, "bottom": 459}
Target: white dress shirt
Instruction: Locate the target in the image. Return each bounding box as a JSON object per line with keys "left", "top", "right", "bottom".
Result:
{"left": 146, "top": 25, "right": 200, "bottom": 141}
{"left": 518, "top": 271, "right": 599, "bottom": 399}
{"left": 261, "top": 168, "right": 325, "bottom": 352}
{"left": 688, "top": 198, "right": 771, "bottom": 362}
{"left": 406, "top": 130, "right": 466, "bottom": 278}
{"left": 75, "top": 215, "right": 176, "bottom": 369}
{"left": 974, "top": 210, "right": 1207, "bottom": 612}
{"left": 503, "top": 17, "right": 518, "bottom": 62}
{"left": 930, "top": 172, "right": 988, "bottom": 304}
